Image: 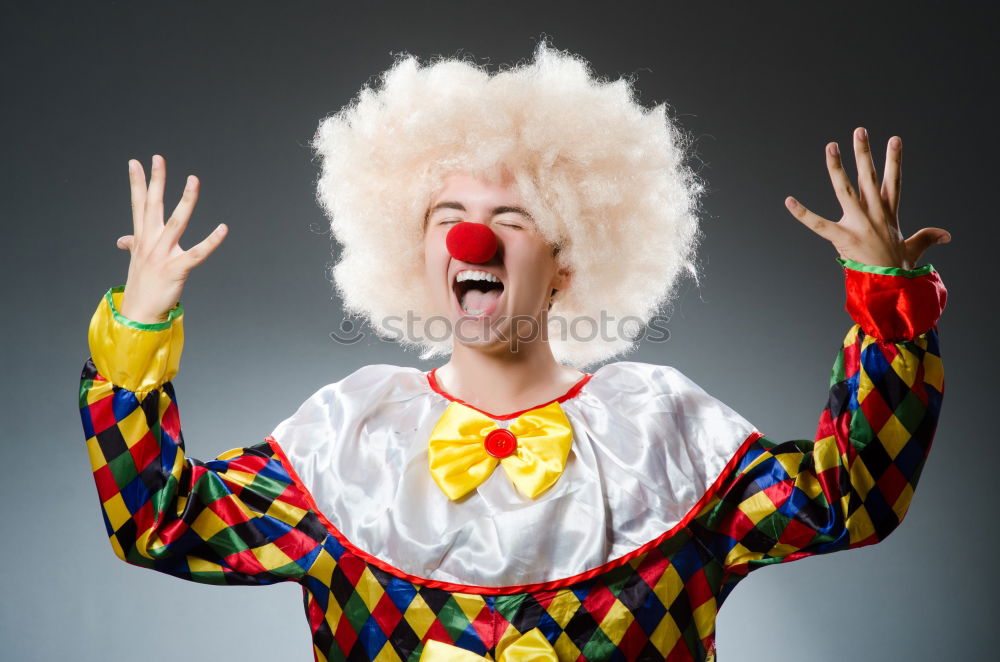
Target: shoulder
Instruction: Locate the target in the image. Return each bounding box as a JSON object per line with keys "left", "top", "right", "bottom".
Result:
{"left": 588, "top": 360, "right": 717, "bottom": 401}
{"left": 300, "top": 363, "right": 427, "bottom": 405}
{"left": 581, "top": 360, "right": 755, "bottom": 428}
{"left": 269, "top": 363, "right": 430, "bottom": 442}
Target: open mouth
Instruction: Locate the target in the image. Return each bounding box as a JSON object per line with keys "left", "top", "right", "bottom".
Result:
{"left": 452, "top": 270, "right": 505, "bottom": 317}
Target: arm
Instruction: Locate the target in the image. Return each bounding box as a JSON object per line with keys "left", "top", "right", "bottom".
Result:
{"left": 690, "top": 257, "right": 945, "bottom": 590}
{"left": 79, "top": 286, "right": 326, "bottom": 585}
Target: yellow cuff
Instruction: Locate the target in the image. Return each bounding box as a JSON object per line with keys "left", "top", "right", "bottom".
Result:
{"left": 87, "top": 286, "right": 184, "bottom": 392}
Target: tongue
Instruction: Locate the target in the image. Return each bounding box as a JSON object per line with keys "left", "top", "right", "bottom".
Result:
{"left": 462, "top": 287, "right": 502, "bottom": 312}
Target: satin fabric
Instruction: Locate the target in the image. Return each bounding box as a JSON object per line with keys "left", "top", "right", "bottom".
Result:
{"left": 838, "top": 258, "right": 946, "bottom": 341}
{"left": 420, "top": 628, "right": 557, "bottom": 661}
{"left": 88, "top": 286, "right": 184, "bottom": 393}
{"left": 271, "top": 361, "right": 758, "bottom": 587}
{"left": 427, "top": 400, "right": 574, "bottom": 500}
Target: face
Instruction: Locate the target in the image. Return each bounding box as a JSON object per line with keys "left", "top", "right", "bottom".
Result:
{"left": 422, "top": 172, "right": 570, "bottom": 349}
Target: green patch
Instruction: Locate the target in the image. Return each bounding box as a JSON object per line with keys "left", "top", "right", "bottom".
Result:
{"left": 343, "top": 591, "right": 372, "bottom": 632}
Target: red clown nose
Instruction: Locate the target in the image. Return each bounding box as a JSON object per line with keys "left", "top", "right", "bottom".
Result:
{"left": 445, "top": 221, "right": 498, "bottom": 264}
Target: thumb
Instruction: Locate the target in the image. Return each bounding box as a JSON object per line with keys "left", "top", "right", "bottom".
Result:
{"left": 116, "top": 235, "right": 134, "bottom": 250}
{"left": 904, "top": 227, "right": 951, "bottom": 263}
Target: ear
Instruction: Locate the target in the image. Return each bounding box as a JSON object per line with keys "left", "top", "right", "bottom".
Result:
{"left": 551, "top": 263, "right": 572, "bottom": 292}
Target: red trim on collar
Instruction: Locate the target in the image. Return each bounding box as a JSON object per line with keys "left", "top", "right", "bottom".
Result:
{"left": 267, "top": 429, "right": 766, "bottom": 596}
{"left": 425, "top": 368, "right": 594, "bottom": 420}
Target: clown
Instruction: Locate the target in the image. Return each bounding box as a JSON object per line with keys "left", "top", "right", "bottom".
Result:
{"left": 80, "top": 43, "right": 948, "bottom": 661}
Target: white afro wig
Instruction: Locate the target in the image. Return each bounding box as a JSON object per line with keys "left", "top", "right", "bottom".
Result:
{"left": 310, "top": 41, "right": 704, "bottom": 370}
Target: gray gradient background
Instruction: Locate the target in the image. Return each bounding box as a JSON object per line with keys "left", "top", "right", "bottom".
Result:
{"left": 2, "top": 1, "right": 994, "bottom": 660}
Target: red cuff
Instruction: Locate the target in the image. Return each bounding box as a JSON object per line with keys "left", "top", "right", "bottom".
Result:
{"left": 842, "top": 261, "right": 947, "bottom": 341}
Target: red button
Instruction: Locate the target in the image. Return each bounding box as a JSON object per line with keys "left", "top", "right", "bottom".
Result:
{"left": 484, "top": 428, "right": 518, "bottom": 458}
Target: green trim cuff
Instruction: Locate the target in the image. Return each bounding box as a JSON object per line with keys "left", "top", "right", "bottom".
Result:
{"left": 836, "top": 257, "right": 935, "bottom": 278}
{"left": 105, "top": 285, "right": 183, "bottom": 330}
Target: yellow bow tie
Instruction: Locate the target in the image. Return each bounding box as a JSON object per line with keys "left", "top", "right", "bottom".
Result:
{"left": 427, "top": 400, "right": 574, "bottom": 500}
{"left": 420, "top": 628, "right": 557, "bottom": 661}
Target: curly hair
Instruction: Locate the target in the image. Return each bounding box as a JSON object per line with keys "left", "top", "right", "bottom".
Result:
{"left": 310, "top": 41, "right": 703, "bottom": 369}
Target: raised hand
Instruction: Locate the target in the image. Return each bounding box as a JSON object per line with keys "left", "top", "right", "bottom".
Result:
{"left": 784, "top": 127, "right": 950, "bottom": 269}
{"left": 116, "top": 155, "right": 227, "bottom": 323}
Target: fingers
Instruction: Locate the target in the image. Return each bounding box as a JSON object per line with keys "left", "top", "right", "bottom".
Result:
{"left": 825, "top": 142, "right": 863, "bottom": 215}
{"left": 145, "top": 154, "right": 166, "bottom": 230}
{"left": 158, "top": 175, "right": 201, "bottom": 252}
{"left": 881, "top": 136, "right": 902, "bottom": 221}
{"left": 128, "top": 160, "right": 147, "bottom": 245}
{"left": 117, "top": 235, "right": 134, "bottom": 251}
{"left": 852, "top": 127, "right": 881, "bottom": 212}
{"left": 178, "top": 223, "right": 228, "bottom": 273}
{"left": 784, "top": 196, "right": 843, "bottom": 242}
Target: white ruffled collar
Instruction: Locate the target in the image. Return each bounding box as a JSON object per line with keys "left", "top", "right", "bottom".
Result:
{"left": 270, "top": 361, "right": 758, "bottom": 589}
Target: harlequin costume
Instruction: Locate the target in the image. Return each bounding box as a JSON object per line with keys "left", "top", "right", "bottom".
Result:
{"left": 78, "top": 255, "right": 946, "bottom": 662}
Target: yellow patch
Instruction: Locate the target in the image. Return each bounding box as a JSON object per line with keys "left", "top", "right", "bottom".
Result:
{"left": 693, "top": 598, "right": 718, "bottom": 640}
{"left": 878, "top": 415, "right": 911, "bottom": 460}
{"left": 596, "top": 599, "right": 633, "bottom": 644}
{"left": 403, "top": 594, "right": 437, "bottom": 639}
{"left": 103, "top": 493, "right": 131, "bottom": 531}
{"left": 545, "top": 590, "right": 583, "bottom": 628}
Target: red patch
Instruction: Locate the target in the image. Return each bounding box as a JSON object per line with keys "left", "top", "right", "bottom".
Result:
{"left": 717, "top": 508, "right": 756, "bottom": 542}
{"left": 158, "top": 518, "right": 189, "bottom": 546}
{"left": 617, "top": 620, "right": 650, "bottom": 658}
{"left": 777, "top": 517, "right": 819, "bottom": 549}
{"left": 93, "top": 464, "right": 119, "bottom": 503}
{"left": 333, "top": 614, "right": 358, "bottom": 654}
{"left": 129, "top": 432, "right": 161, "bottom": 473}
{"left": 581, "top": 584, "right": 617, "bottom": 623}
{"left": 337, "top": 551, "right": 368, "bottom": 585}
{"left": 307, "top": 593, "right": 326, "bottom": 629}
{"left": 684, "top": 569, "right": 713, "bottom": 609}
{"left": 468, "top": 604, "right": 495, "bottom": 649}
{"left": 762, "top": 479, "right": 793, "bottom": 507}
{"left": 423, "top": 620, "right": 453, "bottom": 645}
{"left": 665, "top": 637, "right": 697, "bottom": 661}
{"left": 275, "top": 482, "right": 310, "bottom": 511}
{"left": 370, "top": 592, "right": 403, "bottom": 635}
{"left": 274, "top": 528, "right": 320, "bottom": 562}
{"left": 859, "top": 390, "right": 894, "bottom": 434}
{"left": 209, "top": 493, "right": 252, "bottom": 526}
{"left": 223, "top": 548, "right": 269, "bottom": 575}
{"left": 87, "top": 395, "right": 117, "bottom": 436}
{"left": 635, "top": 547, "right": 669, "bottom": 589}
{"left": 877, "top": 463, "right": 909, "bottom": 507}
{"left": 132, "top": 499, "right": 155, "bottom": 534}
{"left": 160, "top": 400, "right": 181, "bottom": 442}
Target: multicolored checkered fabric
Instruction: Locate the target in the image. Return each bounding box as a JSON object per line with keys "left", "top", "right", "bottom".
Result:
{"left": 78, "top": 265, "right": 945, "bottom": 661}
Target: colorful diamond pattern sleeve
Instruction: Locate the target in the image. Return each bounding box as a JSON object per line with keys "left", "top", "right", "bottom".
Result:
{"left": 689, "top": 260, "right": 946, "bottom": 595}
{"left": 79, "top": 286, "right": 327, "bottom": 585}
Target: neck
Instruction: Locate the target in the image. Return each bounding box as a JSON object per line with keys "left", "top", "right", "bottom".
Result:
{"left": 434, "top": 337, "right": 585, "bottom": 417}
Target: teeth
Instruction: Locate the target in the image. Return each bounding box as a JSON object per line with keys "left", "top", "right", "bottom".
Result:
{"left": 456, "top": 270, "right": 500, "bottom": 284}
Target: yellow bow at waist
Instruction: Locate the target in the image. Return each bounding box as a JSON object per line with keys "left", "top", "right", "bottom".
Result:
{"left": 427, "top": 400, "right": 574, "bottom": 500}
{"left": 420, "top": 628, "right": 558, "bottom": 661}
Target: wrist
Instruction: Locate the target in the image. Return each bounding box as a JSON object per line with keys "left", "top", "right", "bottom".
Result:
{"left": 118, "top": 303, "right": 170, "bottom": 325}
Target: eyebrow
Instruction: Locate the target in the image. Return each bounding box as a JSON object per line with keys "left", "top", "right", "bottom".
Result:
{"left": 425, "top": 201, "right": 535, "bottom": 224}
